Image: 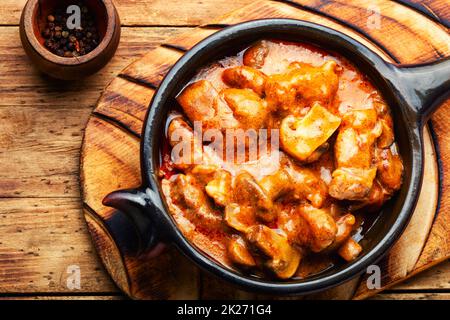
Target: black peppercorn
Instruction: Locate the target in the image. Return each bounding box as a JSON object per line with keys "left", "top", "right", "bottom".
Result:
{"left": 42, "top": 28, "right": 51, "bottom": 38}
{"left": 41, "top": 1, "right": 101, "bottom": 57}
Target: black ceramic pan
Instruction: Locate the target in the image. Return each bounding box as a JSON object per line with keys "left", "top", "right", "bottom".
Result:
{"left": 103, "top": 19, "right": 450, "bottom": 295}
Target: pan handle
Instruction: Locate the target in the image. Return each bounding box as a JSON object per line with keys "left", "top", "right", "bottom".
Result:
{"left": 391, "top": 57, "right": 450, "bottom": 124}
{"left": 102, "top": 187, "right": 171, "bottom": 254}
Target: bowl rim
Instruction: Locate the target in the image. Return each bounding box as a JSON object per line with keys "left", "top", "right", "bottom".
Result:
{"left": 22, "top": 0, "right": 118, "bottom": 65}
{"left": 140, "top": 19, "right": 423, "bottom": 294}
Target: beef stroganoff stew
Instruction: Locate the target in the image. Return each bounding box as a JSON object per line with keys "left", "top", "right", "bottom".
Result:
{"left": 158, "top": 40, "right": 404, "bottom": 280}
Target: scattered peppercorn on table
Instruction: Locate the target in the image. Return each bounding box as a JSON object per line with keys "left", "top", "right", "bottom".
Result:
{"left": 0, "top": 0, "right": 449, "bottom": 300}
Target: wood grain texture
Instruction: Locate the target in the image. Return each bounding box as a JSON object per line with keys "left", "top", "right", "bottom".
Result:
{"left": 80, "top": 0, "right": 449, "bottom": 300}
{"left": 0, "top": 198, "right": 117, "bottom": 293}
{"left": 283, "top": 0, "right": 450, "bottom": 62}
{"left": 0, "top": 0, "right": 447, "bottom": 300}
{"left": 394, "top": 0, "right": 450, "bottom": 27}
{"left": 370, "top": 293, "right": 450, "bottom": 300}
{"left": 0, "top": 0, "right": 255, "bottom": 26}
{"left": 0, "top": 25, "right": 191, "bottom": 294}
{"left": 81, "top": 117, "right": 199, "bottom": 299}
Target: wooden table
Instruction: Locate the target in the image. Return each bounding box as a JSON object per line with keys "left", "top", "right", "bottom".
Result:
{"left": 0, "top": 0, "right": 449, "bottom": 300}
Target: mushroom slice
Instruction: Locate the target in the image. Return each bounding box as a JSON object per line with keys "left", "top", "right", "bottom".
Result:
{"left": 224, "top": 204, "right": 256, "bottom": 233}
{"left": 246, "top": 225, "right": 301, "bottom": 279}
{"left": 227, "top": 235, "right": 256, "bottom": 267}
{"left": 338, "top": 238, "right": 362, "bottom": 262}
{"left": 280, "top": 103, "right": 341, "bottom": 162}
{"left": 299, "top": 205, "right": 338, "bottom": 253}
{"left": 258, "top": 169, "right": 293, "bottom": 201}
{"left": 234, "top": 171, "right": 275, "bottom": 222}
{"left": 222, "top": 66, "right": 267, "bottom": 97}
{"left": 205, "top": 170, "right": 232, "bottom": 206}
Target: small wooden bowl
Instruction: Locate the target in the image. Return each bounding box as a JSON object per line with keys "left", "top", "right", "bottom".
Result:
{"left": 20, "top": 0, "right": 121, "bottom": 80}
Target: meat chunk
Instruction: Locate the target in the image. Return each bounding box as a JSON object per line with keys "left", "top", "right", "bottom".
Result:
{"left": 167, "top": 116, "right": 202, "bottom": 170}
{"left": 330, "top": 109, "right": 382, "bottom": 201}
{"left": 170, "top": 174, "right": 223, "bottom": 229}
{"left": 227, "top": 236, "right": 256, "bottom": 267}
{"left": 177, "top": 80, "right": 240, "bottom": 131}
{"left": 177, "top": 80, "right": 216, "bottom": 124}
{"left": 329, "top": 167, "right": 377, "bottom": 201}
{"left": 284, "top": 160, "right": 329, "bottom": 208}
{"left": 338, "top": 238, "right": 362, "bottom": 262}
{"left": 222, "top": 66, "right": 267, "bottom": 96}
{"left": 299, "top": 205, "right": 338, "bottom": 252}
{"left": 243, "top": 40, "right": 269, "bottom": 69}
{"left": 265, "top": 60, "right": 339, "bottom": 113}
{"left": 220, "top": 88, "right": 269, "bottom": 130}
{"left": 280, "top": 103, "right": 341, "bottom": 162}
{"left": 374, "top": 98, "right": 395, "bottom": 148}
{"left": 376, "top": 148, "right": 404, "bottom": 193}
{"left": 205, "top": 170, "right": 233, "bottom": 206}
{"left": 278, "top": 207, "right": 312, "bottom": 247}
{"left": 247, "top": 225, "right": 301, "bottom": 279}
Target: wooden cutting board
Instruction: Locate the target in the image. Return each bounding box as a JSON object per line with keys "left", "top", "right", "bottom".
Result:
{"left": 80, "top": 0, "right": 450, "bottom": 300}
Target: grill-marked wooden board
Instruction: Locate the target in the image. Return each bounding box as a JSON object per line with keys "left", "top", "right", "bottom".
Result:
{"left": 80, "top": 0, "right": 449, "bottom": 299}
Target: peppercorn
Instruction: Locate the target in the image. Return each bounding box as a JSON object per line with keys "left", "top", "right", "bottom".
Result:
{"left": 42, "top": 28, "right": 51, "bottom": 38}
{"left": 41, "top": 1, "right": 101, "bottom": 58}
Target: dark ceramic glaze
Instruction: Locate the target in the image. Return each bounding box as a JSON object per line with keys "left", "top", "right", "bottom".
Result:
{"left": 103, "top": 19, "right": 450, "bottom": 295}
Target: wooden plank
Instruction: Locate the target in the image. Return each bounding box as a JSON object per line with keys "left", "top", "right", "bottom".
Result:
{"left": 0, "top": 0, "right": 254, "bottom": 26}
{"left": 81, "top": 117, "right": 199, "bottom": 299}
{"left": 95, "top": 77, "right": 154, "bottom": 136}
{"left": 283, "top": 0, "right": 450, "bottom": 62}
{"left": 0, "top": 27, "right": 189, "bottom": 108}
{"left": 207, "top": 0, "right": 392, "bottom": 61}
{"left": 371, "top": 293, "right": 450, "bottom": 300}
{"left": 81, "top": 117, "right": 141, "bottom": 219}
{"left": 0, "top": 198, "right": 117, "bottom": 293}
{"left": 120, "top": 46, "right": 184, "bottom": 88}
{"left": 394, "top": 0, "right": 450, "bottom": 27}
{"left": 416, "top": 105, "right": 450, "bottom": 269}
{"left": 393, "top": 260, "right": 450, "bottom": 290}
{"left": 0, "top": 106, "right": 91, "bottom": 198}
{"left": 82, "top": 0, "right": 448, "bottom": 300}
{"left": 0, "top": 27, "right": 189, "bottom": 198}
